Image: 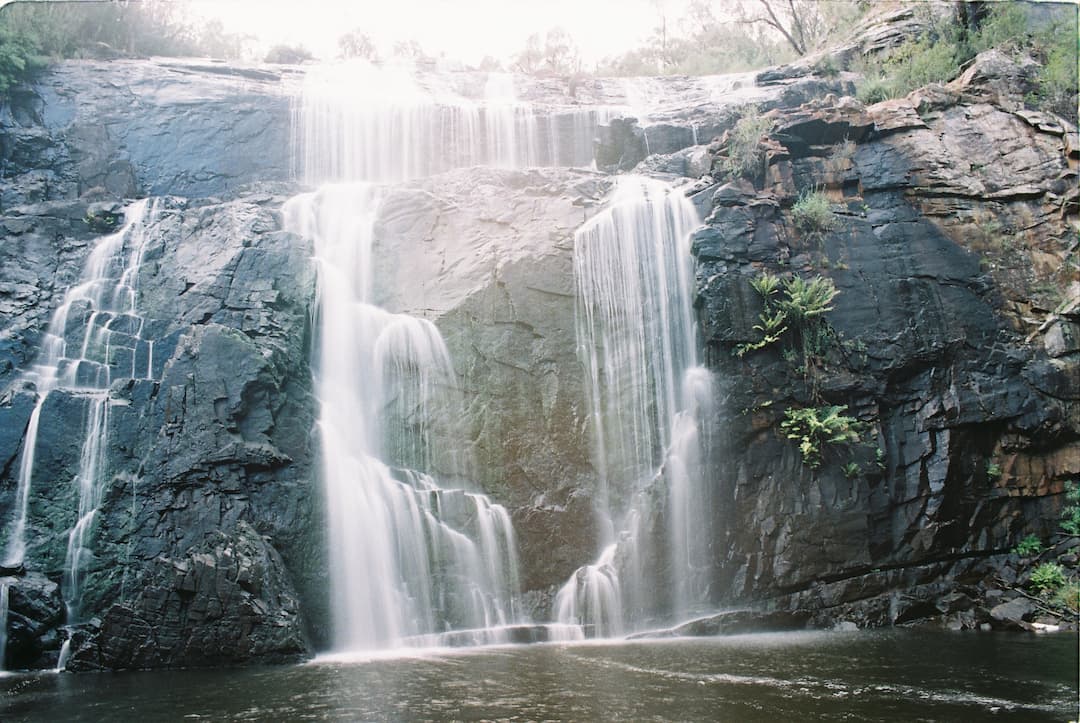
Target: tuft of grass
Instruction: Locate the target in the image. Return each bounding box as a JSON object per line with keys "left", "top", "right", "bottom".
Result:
{"left": 724, "top": 105, "right": 772, "bottom": 179}
{"left": 792, "top": 189, "right": 837, "bottom": 235}
{"left": 826, "top": 139, "right": 857, "bottom": 174}
{"left": 855, "top": 75, "right": 897, "bottom": 105}
{"left": 1052, "top": 581, "right": 1080, "bottom": 613}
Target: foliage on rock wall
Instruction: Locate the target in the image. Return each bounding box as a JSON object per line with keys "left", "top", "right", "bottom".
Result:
{"left": 737, "top": 272, "right": 839, "bottom": 363}
{"left": 0, "top": 1, "right": 250, "bottom": 95}
{"left": 723, "top": 105, "right": 774, "bottom": 180}
{"left": 1062, "top": 481, "right": 1080, "bottom": 537}
{"left": 854, "top": 3, "right": 1077, "bottom": 116}
{"left": 791, "top": 189, "right": 837, "bottom": 236}
{"left": 0, "top": 22, "right": 42, "bottom": 94}
{"left": 780, "top": 405, "right": 861, "bottom": 468}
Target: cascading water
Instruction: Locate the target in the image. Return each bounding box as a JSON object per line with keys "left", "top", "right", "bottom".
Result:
{"left": 1, "top": 200, "right": 160, "bottom": 669}
{"left": 283, "top": 184, "right": 521, "bottom": 649}
{"left": 555, "top": 176, "right": 714, "bottom": 637}
{"left": 285, "top": 63, "right": 623, "bottom": 651}
{"left": 294, "top": 61, "right": 612, "bottom": 183}
{"left": 0, "top": 581, "right": 7, "bottom": 668}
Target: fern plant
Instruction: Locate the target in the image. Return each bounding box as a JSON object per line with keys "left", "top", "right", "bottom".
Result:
{"left": 781, "top": 405, "right": 862, "bottom": 468}
{"left": 1030, "top": 562, "right": 1067, "bottom": 594}
{"left": 1012, "top": 534, "right": 1043, "bottom": 557}
{"left": 778, "top": 276, "right": 838, "bottom": 323}
{"left": 750, "top": 271, "right": 782, "bottom": 298}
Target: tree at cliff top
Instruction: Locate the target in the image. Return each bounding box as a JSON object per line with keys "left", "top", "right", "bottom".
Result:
{"left": 0, "top": 22, "right": 41, "bottom": 95}
{"left": 854, "top": 2, "right": 1077, "bottom": 117}
{"left": 337, "top": 29, "right": 379, "bottom": 62}
{"left": 741, "top": 0, "right": 839, "bottom": 56}
{"left": 0, "top": 1, "right": 252, "bottom": 73}
{"left": 512, "top": 28, "right": 582, "bottom": 76}
{"left": 595, "top": 0, "right": 867, "bottom": 76}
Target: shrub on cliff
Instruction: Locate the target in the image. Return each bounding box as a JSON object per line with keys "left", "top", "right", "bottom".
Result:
{"left": 0, "top": 1, "right": 248, "bottom": 67}
{"left": 853, "top": 3, "right": 1077, "bottom": 117}
{"left": 1061, "top": 481, "right": 1080, "bottom": 536}
{"left": 1027, "top": 29, "right": 1078, "bottom": 118}
{"left": 724, "top": 105, "right": 773, "bottom": 179}
{"left": 264, "top": 44, "right": 313, "bottom": 64}
{"left": 1012, "top": 534, "right": 1043, "bottom": 557}
{"left": 0, "top": 24, "right": 42, "bottom": 95}
{"left": 1030, "top": 562, "right": 1067, "bottom": 594}
{"left": 791, "top": 189, "right": 837, "bottom": 235}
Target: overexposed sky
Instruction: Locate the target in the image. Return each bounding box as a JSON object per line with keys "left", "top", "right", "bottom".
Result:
{"left": 187, "top": 0, "right": 699, "bottom": 66}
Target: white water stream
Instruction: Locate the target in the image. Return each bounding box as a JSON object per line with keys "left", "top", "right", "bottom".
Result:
{"left": 555, "top": 176, "right": 713, "bottom": 637}
{"left": 284, "top": 184, "right": 521, "bottom": 649}
{"left": 2, "top": 200, "right": 159, "bottom": 669}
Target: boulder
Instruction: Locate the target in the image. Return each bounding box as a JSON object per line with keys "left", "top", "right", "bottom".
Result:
{"left": 989, "top": 597, "right": 1037, "bottom": 630}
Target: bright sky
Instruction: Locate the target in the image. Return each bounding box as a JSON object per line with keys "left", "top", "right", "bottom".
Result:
{"left": 186, "top": 0, "right": 697, "bottom": 66}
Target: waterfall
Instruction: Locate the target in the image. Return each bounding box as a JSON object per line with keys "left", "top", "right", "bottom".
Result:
{"left": 294, "top": 61, "right": 612, "bottom": 183}
{"left": 288, "top": 62, "right": 637, "bottom": 650}
{"left": 1, "top": 200, "right": 159, "bottom": 666}
{"left": 555, "top": 176, "right": 714, "bottom": 637}
{"left": 284, "top": 183, "right": 521, "bottom": 649}
{"left": 0, "top": 581, "right": 7, "bottom": 668}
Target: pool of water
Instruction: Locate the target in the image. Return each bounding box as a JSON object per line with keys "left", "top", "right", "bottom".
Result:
{"left": 1, "top": 630, "right": 1076, "bottom": 721}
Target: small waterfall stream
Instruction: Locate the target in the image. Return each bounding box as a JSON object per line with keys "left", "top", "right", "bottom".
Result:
{"left": 2, "top": 200, "right": 160, "bottom": 669}
{"left": 555, "top": 176, "right": 714, "bottom": 637}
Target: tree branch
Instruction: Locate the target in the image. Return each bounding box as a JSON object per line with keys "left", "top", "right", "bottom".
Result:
{"left": 786, "top": 0, "right": 808, "bottom": 54}
{"left": 753, "top": 0, "right": 805, "bottom": 56}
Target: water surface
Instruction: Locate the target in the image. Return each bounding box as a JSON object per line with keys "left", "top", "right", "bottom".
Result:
{"left": 2, "top": 631, "right": 1076, "bottom": 721}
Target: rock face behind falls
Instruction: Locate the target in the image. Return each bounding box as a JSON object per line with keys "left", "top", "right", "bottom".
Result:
{"left": 0, "top": 45, "right": 1076, "bottom": 670}
{"left": 694, "top": 51, "right": 1078, "bottom": 627}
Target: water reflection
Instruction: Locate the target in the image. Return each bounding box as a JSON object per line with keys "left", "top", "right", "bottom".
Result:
{"left": 1, "top": 631, "right": 1076, "bottom": 721}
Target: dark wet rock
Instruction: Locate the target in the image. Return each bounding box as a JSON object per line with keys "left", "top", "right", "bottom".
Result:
{"left": 693, "top": 47, "right": 1079, "bottom": 627}
{"left": 771, "top": 96, "right": 874, "bottom": 156}
{"left": 368, "top": 167, "right": 609, "bottom": 593}
{"left": 989, "top": 597, "right": 1037, "bottom": 630}
{"left": 2, "top": 572, "right": 63, "bottom": 669}
{"left": 596, "top": 117, "right": 649, "bottom": 171}
{"left": 0, "top": 192, "right": 323, "bottom": 668}
{"left": 1, "top": 59, "right": 294, "bottom": 205}
{"left": 65, "top": 522, "right": 308, "bottom": 671}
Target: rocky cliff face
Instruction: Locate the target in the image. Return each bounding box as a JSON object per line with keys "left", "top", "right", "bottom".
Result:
{"left": 688, "top": 48, "right": 1078, "bottom": 628}
{"left": 0, "top": 59, "right": 323, "bottom": 669}
{"left": 0, "top": 191, "right": 322, "bottom": 670}
{"left": 1, "top": 59, "right": 294, "bottom": 206}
